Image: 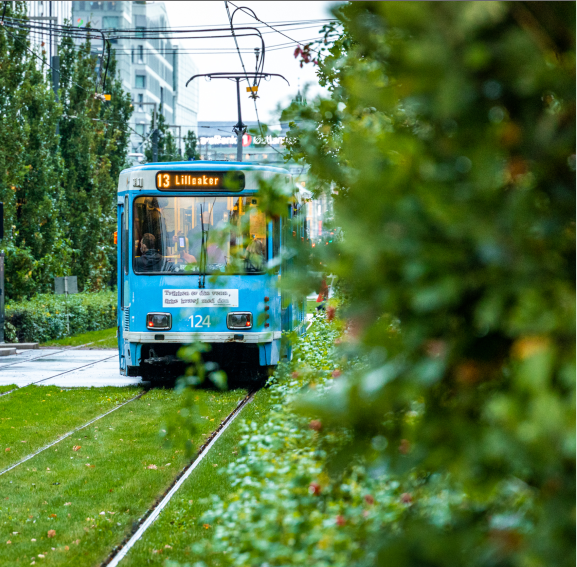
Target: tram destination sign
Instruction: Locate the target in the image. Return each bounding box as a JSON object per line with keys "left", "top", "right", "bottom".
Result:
{"left": 155, "top": 171, "right": 245, "bottom": 191}
{"left": 162, "top": 289, "right": 239, "bottom": 307}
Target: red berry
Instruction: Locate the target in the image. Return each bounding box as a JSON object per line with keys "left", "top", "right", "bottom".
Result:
{"left": 308, "top": 482, "right": 321, "bottom": 495}
{"left": 364, "top": 494, "right": 375, "bottom": 505}
{"left": 400, "top": 492, "right": 413, "bottom": 504}
{"left": 398, "top": 439, "right": 410, "bottom": 455}
{"left": 309, "top": 419, "right": 322, "bottom": 432}
{"left": 336, "top": 514, "right": 346, "bottom": 526}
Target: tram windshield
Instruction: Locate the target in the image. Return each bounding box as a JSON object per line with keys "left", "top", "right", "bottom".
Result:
{"left": 132, "top": 195, "right": 267, "bottom": 275}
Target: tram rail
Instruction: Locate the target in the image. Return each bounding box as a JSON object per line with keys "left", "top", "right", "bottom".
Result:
{"left": 103, "top": 389, "right": 256, "bottom": 567}
{"left": 0, "top": 391, "right": 146, "bottom": 477}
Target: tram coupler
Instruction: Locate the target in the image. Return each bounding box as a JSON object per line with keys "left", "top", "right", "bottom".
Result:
{"left": 143, "top": 354, "right": 181, "bottom": 366}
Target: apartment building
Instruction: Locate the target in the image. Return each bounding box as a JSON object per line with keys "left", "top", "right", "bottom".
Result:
{"left": 71, "top": 1, "right": 199, "bottom": 160}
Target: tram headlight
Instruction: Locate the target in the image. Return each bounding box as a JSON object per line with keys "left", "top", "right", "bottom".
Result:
{"left": 227, "top": 312, "right": 252, "bottom": 329}
{"left": 146, "top": 313, "right": 172, "bottom": 330}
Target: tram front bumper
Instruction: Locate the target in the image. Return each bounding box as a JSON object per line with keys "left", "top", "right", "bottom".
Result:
{"left": 123, "top": 331, "right": 281, "bottom": 343}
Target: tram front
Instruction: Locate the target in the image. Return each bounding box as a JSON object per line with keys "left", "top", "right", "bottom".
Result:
{"left": 116, "top": 163, "right": 289, "bottom": 381}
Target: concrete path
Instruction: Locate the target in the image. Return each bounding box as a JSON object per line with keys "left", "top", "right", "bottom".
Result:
{"left": 0, "top": 348, "right": 146, "bottom": 388}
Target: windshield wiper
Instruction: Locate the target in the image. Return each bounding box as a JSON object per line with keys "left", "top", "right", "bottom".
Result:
{"left": 199, "top": 204, "right": 208, "bottom": 289}
{"left": 198, "top": 198, "right": 217, "bottom": 289}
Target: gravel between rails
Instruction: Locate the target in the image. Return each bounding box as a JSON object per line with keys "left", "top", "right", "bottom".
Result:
{"left": 103, "top": 390, "right": 256, "bottom": 567}
{"left": 0, "top": 390, "right": 146, "bottom": 477}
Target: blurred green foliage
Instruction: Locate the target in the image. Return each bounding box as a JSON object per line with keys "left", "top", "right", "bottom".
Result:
{"left": 279, "top": 2, "right": 575, "bottom": 565}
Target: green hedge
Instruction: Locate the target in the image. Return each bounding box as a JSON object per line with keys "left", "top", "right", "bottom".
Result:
{"left": 6, "top": 291, "right": 117, "bottom": 344}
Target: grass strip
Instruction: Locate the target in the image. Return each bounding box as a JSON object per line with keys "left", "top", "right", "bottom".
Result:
{"left": 40, "top": 328, "right": 117, "bottom": 349}
{"left": 307, "top": 299, "right": 319, "bottom": 314}
{"left": 119, "top": 387, "right": 275, "bottom": 566}
{"left": 0, "top": 386, "right": 142, "bottom": 471}
{"left": 0, "top": 388, "right": 245, "bottom": 566}
{"left": 0, "top": 385, "right": 17, "bottom": 395}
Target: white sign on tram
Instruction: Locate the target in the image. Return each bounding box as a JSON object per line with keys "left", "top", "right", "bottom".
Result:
{"left": 162, "top": 289, "right": 239, "bottom": 308}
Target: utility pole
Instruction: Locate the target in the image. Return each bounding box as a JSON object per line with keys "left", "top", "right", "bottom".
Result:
{"left": 186, "top": 72, "right": 288, "bottom": 162}
{"left": 234, "top": 78, "right": 245, "bottom": 162}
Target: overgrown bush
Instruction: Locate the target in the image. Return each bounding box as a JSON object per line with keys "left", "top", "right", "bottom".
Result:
{"left": 6, "top": 290, "right": 117, "bottom": 344}
{"left": 278, "top": 2, "right": 575, "bottom": 566}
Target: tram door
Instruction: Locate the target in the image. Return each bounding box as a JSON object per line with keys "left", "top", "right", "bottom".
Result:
{"left": 118, "top": 195, "right": 129, "bottom": 374}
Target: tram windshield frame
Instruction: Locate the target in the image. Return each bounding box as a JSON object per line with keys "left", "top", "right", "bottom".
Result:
{"left": 132, "top": 194, "right": 268, "bottom": 276}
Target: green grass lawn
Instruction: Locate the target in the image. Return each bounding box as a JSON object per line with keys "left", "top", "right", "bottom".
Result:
{"left": 40, "top": 328, "right": 117, "bottom": 349}
{"left": 0, "top": 385, "right": 17, "bottom": 395}
{"left": 307, "top": 299, "right": 319, "bottom": 314}
{"left": 0, "top": 386, "right": 142, "bottom": 471}
{"left": 0, "top": 387, "right": 246, "bottom": 566}
{"left": 120, "top": 387, "right": 275, "bottom": 566}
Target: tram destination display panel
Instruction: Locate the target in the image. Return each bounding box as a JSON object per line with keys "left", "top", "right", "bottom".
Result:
{"left": 156, "top": 171, "right": 245, "bottom": 192}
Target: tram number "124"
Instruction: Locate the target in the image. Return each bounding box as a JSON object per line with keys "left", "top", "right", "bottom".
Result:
{"left": 189, "top": 315, "right": 211, "bottom": 328}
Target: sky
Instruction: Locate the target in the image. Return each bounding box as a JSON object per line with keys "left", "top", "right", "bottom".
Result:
{"left": 163, "top": 1, "right": 340, "bottom": 125}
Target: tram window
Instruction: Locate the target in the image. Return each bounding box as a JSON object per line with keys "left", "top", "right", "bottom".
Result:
{"left": 132, "top": 195, "right": 268, "bottom": 275}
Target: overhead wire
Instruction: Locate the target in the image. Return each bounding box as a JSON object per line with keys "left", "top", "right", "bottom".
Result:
{"left": 1, "top": 7, "right": 328, "bottom": 164}
{"left": 228, "top": 1, "right": 319, "bottom": 51}
{"left": 225, "top": 3, "right": 284, "bottom": 159}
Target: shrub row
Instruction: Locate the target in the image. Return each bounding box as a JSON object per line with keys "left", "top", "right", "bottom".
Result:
{"left": 6, "top": 291, "right": 117, "bottom": 344}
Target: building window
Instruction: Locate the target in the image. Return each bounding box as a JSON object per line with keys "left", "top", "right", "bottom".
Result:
{"left": 138, "top": 45, "right": 143, "bottom": 64}
{"left": 135, "top": 124, "right": 145, "bottom": 136}
{"left": 135, "top": 27, "right": 145, "bottom": 39}
{"left": 131, "top": 48, "right": 134, "bottom": 64}
{"left": 135, "top": 74, "right": 146, "bottom": 89}
{"left": 160, "top": 87, "right": 164, "bottom": 111}
{"left": 102, "top": 16, "right": 118, "bottom": 28}
{"left": 137, "top": 94, "right": 144, "bottom": 112}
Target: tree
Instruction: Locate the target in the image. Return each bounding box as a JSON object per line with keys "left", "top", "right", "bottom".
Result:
{"left": 184, "top": 129, "right": 200, "bottom": 161}
{"left": 282, "top": 2, "right": 575, "bottom": 566}
{"left": 0, "top": 8, "right": 131, "bottom": 300}
{"left": 58, "top": 32, "right": 132, "bottom": 291}
{"left": 144, "top": 105, "right": 180, "bottom": 162}
{"left": 0, "top": 1, "right": 72, "bottom": 298}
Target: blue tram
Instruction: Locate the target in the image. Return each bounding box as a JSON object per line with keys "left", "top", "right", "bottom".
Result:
{"left": 116, "top": 162, "right": 309, "bottom": 380}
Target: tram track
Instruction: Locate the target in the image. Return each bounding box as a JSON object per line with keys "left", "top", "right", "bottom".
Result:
{"left": 103, "top": 389, "right": 256, "bottom": 567}
{"left": 0, "top": 390, "right": 146, "bottom": 477}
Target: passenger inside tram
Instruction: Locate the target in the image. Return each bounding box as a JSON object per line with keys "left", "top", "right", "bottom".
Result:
{"left": 133, "top": 195, "right": 267, "bottom": 274}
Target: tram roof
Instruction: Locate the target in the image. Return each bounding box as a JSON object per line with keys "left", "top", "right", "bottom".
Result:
{"left": 120, "top": 161, "right": 289, "bottom": 175}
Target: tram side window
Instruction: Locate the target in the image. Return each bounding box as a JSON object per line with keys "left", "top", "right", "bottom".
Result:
{"left": 132, "top": 195, "right": 268, "bottom": 275}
